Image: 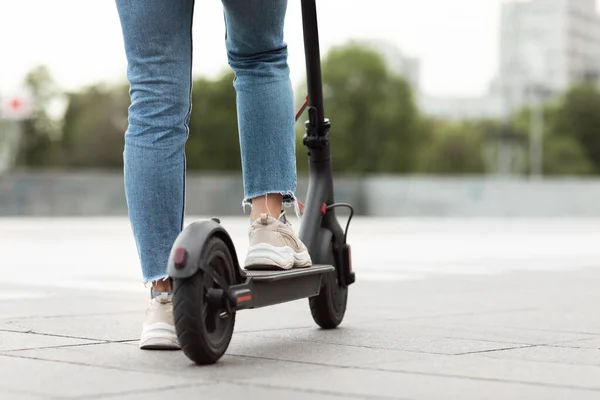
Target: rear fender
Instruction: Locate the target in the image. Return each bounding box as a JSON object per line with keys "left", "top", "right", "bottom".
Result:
{"left": 167, "top": 219, "right": 242, "bottom": 283}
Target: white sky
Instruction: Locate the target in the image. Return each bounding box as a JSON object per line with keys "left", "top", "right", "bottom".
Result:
{"left": 0, "top": 0, "right": 598, "bottom": 98}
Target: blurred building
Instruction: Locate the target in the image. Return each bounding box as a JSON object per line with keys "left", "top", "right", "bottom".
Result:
{"left": 498, "top": 0, "right": 600, "bottom": 113}
{"left": 421, "top": 0, "right": 600, "bottom": 120}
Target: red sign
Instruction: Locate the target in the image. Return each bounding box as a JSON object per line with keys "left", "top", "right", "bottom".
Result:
{"left": 9, "top": 98, "right": 22, "bottom": 111}
{"left": 1, "top": 94, "right": 33, "bottom": 120}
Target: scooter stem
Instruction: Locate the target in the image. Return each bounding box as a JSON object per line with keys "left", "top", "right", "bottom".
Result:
{"left": 301, "top": 0, "right": 325, "bottom": 127}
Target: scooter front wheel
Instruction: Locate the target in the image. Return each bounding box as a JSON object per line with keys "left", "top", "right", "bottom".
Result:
{"left": 172, "top": 236, "right": 236, "bottom": 365}
{"left": 309, "top": 242, "right": 348, "bottom": 329}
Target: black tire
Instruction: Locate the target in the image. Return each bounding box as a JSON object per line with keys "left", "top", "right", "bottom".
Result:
{"left": 172, "top": 236, "right": 236, "bottom": 365}
{"left": 309, "top": 242, "right": 348, "bottom": 329}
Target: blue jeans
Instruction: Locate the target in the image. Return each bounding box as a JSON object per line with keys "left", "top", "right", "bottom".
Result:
{"left": 115, "top": 0, "right": 297, "bottom": 283}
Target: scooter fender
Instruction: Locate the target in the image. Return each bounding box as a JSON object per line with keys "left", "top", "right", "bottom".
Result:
{"left": 166, "top": 219, "right": 241, "bottom": 282}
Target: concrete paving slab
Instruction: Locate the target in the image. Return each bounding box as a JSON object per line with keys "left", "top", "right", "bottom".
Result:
{"left": 375, "top": 352, "right": 600, "bottom": 391}
{"left": 7, "top": 341, "right": 322, "bottom": 381}
{"left": 90, "top": 382, "right": 357, "bottom": 400}
{"left": 334, "top": 283, "right": 536, "bottom": 322}
{"left": 0, "top": 390, "right": 46, "bottom": 400}
{"left": 0, "top": 322, "right": 33, "bottom": 333}
{"left": 0, "top": 354, "right": 201, "bottom": 398}
{"left": 0, "top": 301, "right": 355, "bottom": 343}
{"left": 225, "top": 332, "right": 416, "bottom": 367}
{"left": 367, "top": 272, "right": 599, "bottom": 320}
{"left": 242, "top": 365, "right": 600, "bottom": 400}
{"left": 0, "top": 313, "right": 142, "bottom": 341}
{"left": 393, "top": 308, "right": 600, "bottom": 337}
{"left": 338, "top": 269, "right": 600, "bottom": 325}
{"left": 349, "top": 318, "right": 597, "bottom": 346}
{"left": 481, "top": 344, "right": 600, "bottom": 367}
{"left": 0, "top": 291, "right": 143, "bottom": 321}
{"left": 228, "top": 303, "right": 341, "bottom": 332}
{"left": 2, "top": 217, "right": 600, "bottom": 399}
{"left": 0, "top": 330, "right": 100, "bottom": 351}
{"left": 554, "top": 337, "right": 600, "bottom": 350}
{"left": 239, "top": 323, "right": 529, "bottom": 355}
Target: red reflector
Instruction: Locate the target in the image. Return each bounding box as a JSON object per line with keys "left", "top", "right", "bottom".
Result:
{"left": 348, "top": 245, "right": 352, "bottom": 272}
{"left": 237, "top": 295, "right": 252, "bottom": 303}
{"left": 321, "top": 203, "right": 327, "bottom": 215}
{"left": 174, "top": 247, "right": 187, "bottom": 266}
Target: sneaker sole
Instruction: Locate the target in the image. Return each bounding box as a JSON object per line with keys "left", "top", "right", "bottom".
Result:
{"left": 139, "top": 322, "right": 180, "bottom": 350}
{"left": 244, "top": 243, "right": 312, "bottom": 270}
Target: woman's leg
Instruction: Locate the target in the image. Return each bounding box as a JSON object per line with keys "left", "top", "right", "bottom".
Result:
{"left": 115, "top": 0, "right": 195, "bottom": 349}
{"left": 222, "top": 0, "right": 312, "bottom": 270}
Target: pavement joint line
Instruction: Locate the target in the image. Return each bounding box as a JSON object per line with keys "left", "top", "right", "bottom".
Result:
{"left": 2, "top": 331, "right": 600, "bottom": 393}
{"left": 427, "top": 322, "right": 600, "bottom": 338}
{"left": 2, "top": 320, "right": 596, "bottom": 358}
{"left": 245, "top": 327, "right": 550, "bottom": 348}
{"left": 550, "top": 343, "right": 600, "bottom": 350}
{"left": 457, "top": 335, "right": 600, "bottom": 351}
{"left": 0, "top": 327, "right": 111, "bottom": 342}
{"left": 529, "top": 336, "right": 600, "bottom": 348}
{"left": 232, "top": 334, "right": 534, "bottom": 356}
{"left": 0, "top": 350, "right": 323, "bottom": 381}
{"left": 230, "top": 308, "right": 541, "bottom": 337}
{"left": 0, "top": 352, "right": 154, "bottom": 374}
{"left": 4, "top": 347, "right": 600, "bottom": 397}
{"left": 455, "top": 344, "right": 540, "bottom": 355}
{"left": 226, "top": 353, "right": 600, "bottom": 393}
{"left": 3, "top": 341, "right": 111, "bottom": 353}
{"left": 0, "top": 351, "right": 226, "bottom": 390}
{"left": 469, "top": 353, "right": 600, "bottom": 369}
{"left": 6, "top": 336, "right": 525, "bottom": 364}
{"left": 360, "top": 365, "right": 600, "bottom": 393}
{"left": 438, "top": 335, "right": 541, "bottom": 346}
{"left": 343, "top": 307, "right": 539, "bottom": 325}
{"left": 0, "top": 351, "right": 369, "bottom": 399}
{"left": 0, "top": 339, "right": 153, "bottom": 353}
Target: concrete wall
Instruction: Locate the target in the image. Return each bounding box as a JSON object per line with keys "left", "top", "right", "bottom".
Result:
{"left": 0, "top": 171, "right": 364, "bottom": 217}
{"left": 2, "top": 171, "right": 600, "bottom": 217}
{"left": 364, "top": 176, "right": 600, "bottom": 217}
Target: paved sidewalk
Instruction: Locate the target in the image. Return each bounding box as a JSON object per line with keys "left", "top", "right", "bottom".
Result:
{"left": 1, "top": 218, "right": 600, "bottom": 399}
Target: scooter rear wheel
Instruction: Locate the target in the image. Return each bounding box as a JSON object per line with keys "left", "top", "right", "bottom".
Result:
{"left": 309, "top": 242, "right": 348, "bottom": 329}
{"left": 172, "top": 236, "right": 236, "bottom": 365}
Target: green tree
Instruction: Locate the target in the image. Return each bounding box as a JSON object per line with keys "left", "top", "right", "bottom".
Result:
{"left": 296, "top": 42, "right": 419, "bottom": 174}
{"left": 511, "top": 101, "right": 593, "bottom": 176}
{"left": 186, "top": 70, "right": 241, "bottom": 171}
{"left": 415, "top": 119, "right": 487, "bottom": 174}
{"left": 543, "top": 134, "right": 594, "bottom": 175}
{"left": 58, "top": 70, "right": 240, "bottom": 170}
{"left": 60, "top": 83, "right": 129, "bottom": 168}
{"left": 17, "top": 65, "right": 64, "bottom": 167}
{"left": 550, "top": 83, "right": 600, "bottom": 173}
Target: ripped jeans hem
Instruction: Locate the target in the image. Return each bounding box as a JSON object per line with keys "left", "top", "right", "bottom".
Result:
{"left": 242, "top": 191, "right": 302, "bottom": 219}
{"left": 142, "top": 274, "right": 170, "bottom": 287}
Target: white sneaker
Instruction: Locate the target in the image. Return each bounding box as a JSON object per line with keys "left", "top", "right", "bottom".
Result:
{"left": 244, "top": 211, "right": 312, "bottom": 270}
{"left": 139, "top": 292, "right": 180, "bottom": 350}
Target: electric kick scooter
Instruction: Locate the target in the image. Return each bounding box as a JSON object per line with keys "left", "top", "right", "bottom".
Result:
{"left": 167, "top": 0, "right": 356, "bottom": 365}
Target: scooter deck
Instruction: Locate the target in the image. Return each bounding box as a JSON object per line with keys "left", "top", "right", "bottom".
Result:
{"left": 242, "top": 264, "right": 334, "bottom": 282}
{"left": 233, "top": 264, "right": 335, "bottom": 310}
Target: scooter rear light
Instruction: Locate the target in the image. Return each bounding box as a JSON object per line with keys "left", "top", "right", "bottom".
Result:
{"left": 348, "top": 245, "right": 352, "bottom": 273}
